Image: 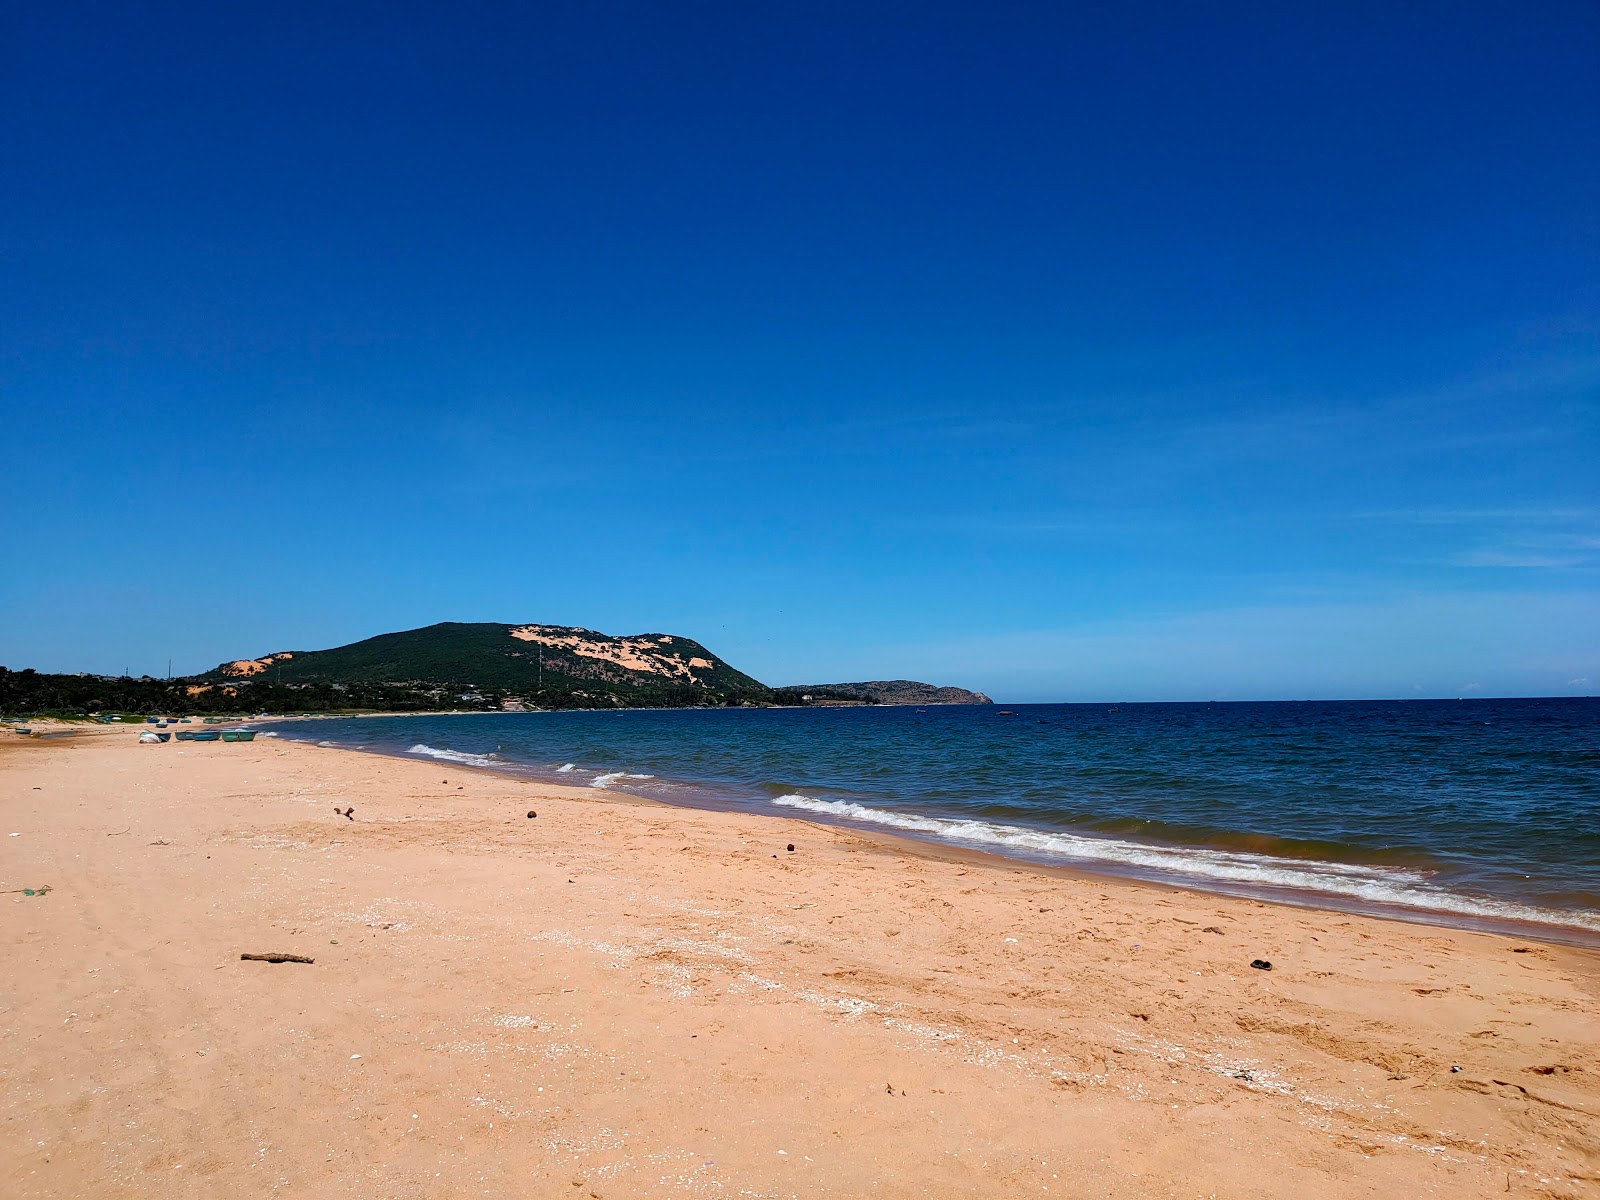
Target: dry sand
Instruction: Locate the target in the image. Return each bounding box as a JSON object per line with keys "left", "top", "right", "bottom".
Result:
{"left": 1, "top": 726, "right": 1596, "bottom": 1198}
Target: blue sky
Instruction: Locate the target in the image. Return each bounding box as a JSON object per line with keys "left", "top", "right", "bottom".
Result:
{"left": 3, "top": 2, "right": 1596, "bottom": 700}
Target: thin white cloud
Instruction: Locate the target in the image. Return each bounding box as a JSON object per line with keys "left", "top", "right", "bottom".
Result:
{"left": 1452, "top": 550, "right": 1590, "bottom": 569}
{"left": 1354, "top": 507, "right": 1597, "bottom": 525}
{"left": 827, "top": 590, "right": 1600, "bottom": 702}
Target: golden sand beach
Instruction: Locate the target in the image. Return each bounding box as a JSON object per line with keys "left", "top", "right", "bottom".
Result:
{"left": 2, "top": 725, "right": 1596, "bottom": 1198}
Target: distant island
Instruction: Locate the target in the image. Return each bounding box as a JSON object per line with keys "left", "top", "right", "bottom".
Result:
{"left": 0, "top": 622, "right": 992, "bottom": 716}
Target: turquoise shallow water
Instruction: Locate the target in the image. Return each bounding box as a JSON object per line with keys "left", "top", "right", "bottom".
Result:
{"left": 274, "top": 698, "right": 1600, "bottom": 940}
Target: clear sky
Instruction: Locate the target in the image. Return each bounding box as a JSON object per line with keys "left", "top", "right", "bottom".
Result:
{"left": 3, "top": 2, "right": 1596, "bottom": 701}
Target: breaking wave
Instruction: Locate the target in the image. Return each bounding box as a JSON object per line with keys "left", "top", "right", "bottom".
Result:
{"left": 555, "top": 763, "right": 577, "bottom": 773}
{"left": 770, "top": 795, "right": 1600, "bottom": 933}
{"left": 405, "top": 743, "right": 501, "bottom": 769}
{"left": 592, "top": 771, "right": 657, "bottom": 790}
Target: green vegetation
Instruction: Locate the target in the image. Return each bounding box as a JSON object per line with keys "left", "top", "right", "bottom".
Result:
{"left": 0, "top": 667, "right": 464, "bottom": 717}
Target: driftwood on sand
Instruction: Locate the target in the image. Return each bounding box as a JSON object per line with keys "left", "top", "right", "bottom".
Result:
{"left": 239, "top": 953, "right": 315, "bottom": 964}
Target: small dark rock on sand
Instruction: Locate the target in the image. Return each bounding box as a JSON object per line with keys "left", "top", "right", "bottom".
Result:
{"left": 787, "top": 844, "right": 795, "bottom": 852}
{"left": 527, "top": 811, "right": 537, "bottom": 819}
{"left": 1250, "top": 959, "right": 1272, "bottom": 971}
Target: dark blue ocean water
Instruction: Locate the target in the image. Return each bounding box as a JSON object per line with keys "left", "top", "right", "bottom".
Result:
{"left": 272, "top": 698, "right": 1600, "bottom": 939}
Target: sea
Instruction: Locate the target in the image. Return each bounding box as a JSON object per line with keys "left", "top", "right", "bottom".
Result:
{"left": 271, "top": 698, "right": 1600, "bottom": 943}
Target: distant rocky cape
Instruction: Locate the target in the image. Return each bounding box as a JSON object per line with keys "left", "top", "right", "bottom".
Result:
{"left": 785, "top": 680, "right": 993, "bottom": 706}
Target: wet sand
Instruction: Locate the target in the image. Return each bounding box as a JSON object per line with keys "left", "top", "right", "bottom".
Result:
{"left": 2, "top": 726, "right": 1597, "bottom": 1198}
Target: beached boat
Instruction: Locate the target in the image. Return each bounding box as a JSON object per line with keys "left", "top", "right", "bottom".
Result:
{"left": 189, "top": 730, "right": 221, "bottom": 742}
{"left": 175, "top": 731, "right": 198, "bottom": 741}
{"left": 15, "top": 727, "right": 33, "bottom": 736}
{"left": 139, "top": 731, "right": 170, "bottom": 744}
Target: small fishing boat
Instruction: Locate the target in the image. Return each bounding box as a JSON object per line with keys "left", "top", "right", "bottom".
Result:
{"left": 235, "top": 730, "right": 257, "bottom": 741}
{"left": 139, "top": 731, "right": 171, "bottom": 744}
{"left": 190, "top": 730, "right": 221, "bottom": 742}
{"left": 14, "top": 727, "right": 32, "bottom": 736}
{"left": 175, "top": 731, "right": 198, "bottom": 741}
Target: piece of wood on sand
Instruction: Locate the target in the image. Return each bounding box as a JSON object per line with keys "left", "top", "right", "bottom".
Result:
{"left": 239, "top": 953, "right": 315, "bottom": 964}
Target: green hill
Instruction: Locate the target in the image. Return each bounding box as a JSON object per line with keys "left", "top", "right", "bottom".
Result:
{"left": 198, "top": 621, "right": 768, "bottom": 706}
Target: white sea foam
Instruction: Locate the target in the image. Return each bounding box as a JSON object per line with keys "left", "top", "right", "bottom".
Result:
{"left": 591, "top": 772, "right": 656, "bottom": 790}
{"left": 770, "top": 795, "right": 1600, "bottom": 933}
{"left": 555, "top": 763, "right": 577, "bottom": 773}
{"left": 406, "top": 743, "right": 500, "bottom": 769}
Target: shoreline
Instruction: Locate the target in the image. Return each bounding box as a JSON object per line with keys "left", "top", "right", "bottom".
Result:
{"left": 266, "top": 716, "right": 1600, "bottom": 950}
{"left": 4, "top": 725, "right": 1598, "bottom": 1198}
